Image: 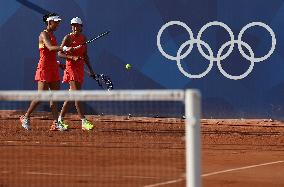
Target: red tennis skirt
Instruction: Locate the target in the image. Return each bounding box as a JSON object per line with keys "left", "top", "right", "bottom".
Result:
{"left": 35, "top": 68, "right": 60, "bottom": 83}
{"left": 62, "top": 65, "right": 84, "bottom": 84}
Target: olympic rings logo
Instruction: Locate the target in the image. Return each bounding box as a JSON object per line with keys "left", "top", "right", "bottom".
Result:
{"left": 157, "top": 21, "right": 276, "bottom": 80}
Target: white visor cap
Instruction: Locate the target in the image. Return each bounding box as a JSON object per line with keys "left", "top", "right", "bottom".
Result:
{"left": 46, "top": 15, "right": 61, "bottom": 22}
{"left": 71, "top": 17, "right": 83, "bottom": 25}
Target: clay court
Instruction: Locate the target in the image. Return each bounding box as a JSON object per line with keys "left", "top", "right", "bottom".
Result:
{"left": 0, "top": 111, "right": 284, "bottom": 187}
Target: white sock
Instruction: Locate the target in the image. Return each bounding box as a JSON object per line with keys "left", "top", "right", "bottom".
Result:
{"left": 58, "top": 116, "right": 62, "bottom": 122}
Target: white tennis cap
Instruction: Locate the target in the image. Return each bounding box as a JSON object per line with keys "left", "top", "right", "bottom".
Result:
{"left": 71, "top": 17, "right": 83, "bottom": 25}
{"left": 46, "top": 15, "right": 61, "bottom": 22}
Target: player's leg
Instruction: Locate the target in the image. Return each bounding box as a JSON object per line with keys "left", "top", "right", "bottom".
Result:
{"left": 48, "top": 81, "right": 66, "bottom": 131}
{"left": 58, "top": 86, "right": 71, "bottom": 123}
{"left": 48, "top": 81, "right": 60, "bottom": 120}
{"left": 58, "top": 100, "right": 70, "bottom": 123}
{"left": 26, "top": 81, "right": 48, "bottom": 116}
{"left": 20, "top": 81, "right": 48, "bottom": 130}
{"left": 72, "top": 81, "right": 94, "bottom": 131}
{"left": 57, "top": 81, "right": 75, "bottom": 130}
{"left": 71, "top": 81, "right": 84, "bottom": 119}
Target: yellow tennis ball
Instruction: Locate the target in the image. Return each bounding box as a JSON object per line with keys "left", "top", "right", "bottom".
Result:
{"left": 125, "top": 64, "right": 132, "bottom": 70}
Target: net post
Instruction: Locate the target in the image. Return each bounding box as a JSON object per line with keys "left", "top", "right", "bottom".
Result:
{"left": 185, "top": 89, "right": 201, "bottom": 187}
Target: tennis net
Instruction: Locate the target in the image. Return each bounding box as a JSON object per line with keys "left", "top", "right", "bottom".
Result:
{"left": 0, "top": 89, "right": 201, "bottom": 187}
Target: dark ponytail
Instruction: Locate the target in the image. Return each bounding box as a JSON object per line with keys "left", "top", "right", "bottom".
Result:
{"left": 43, "top": 13, "right": 58, "bottom": 25}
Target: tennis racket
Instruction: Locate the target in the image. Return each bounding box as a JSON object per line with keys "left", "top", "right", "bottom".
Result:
{"left": 58, "top": 62, "right": 113, "bottom": 91}
{"left": 74, "top": 31, "right": 110, "bottom": 49}
{"left": 85, "top": 69, "right": 113, "bottom": 91}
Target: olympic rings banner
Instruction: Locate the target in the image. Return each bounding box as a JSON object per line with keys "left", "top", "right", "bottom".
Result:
{"left": 157, "top": 21, "right": 276, "bottom": 80}
{"left": 1, "top": 0, "right": 284, "bottom": 118}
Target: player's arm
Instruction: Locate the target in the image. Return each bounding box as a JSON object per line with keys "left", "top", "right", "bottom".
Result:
{"left": 84, "top": 48, "right": 95, "bottom": 76}
{"left": 58, "top": 35, "right": 78, "bottom": 61}
{"left": 41, "top": 31, "right": 64, "bottom": 52}
{"left": 82, "top": 35, "right": 95, "bottom": 75}
{"left": 85, "top": 54, "right": 95, "bottom": 75}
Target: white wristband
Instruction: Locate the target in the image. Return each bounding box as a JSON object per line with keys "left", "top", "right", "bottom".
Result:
{"left": 63, "top": 46, "right": 68, "bottom": 52}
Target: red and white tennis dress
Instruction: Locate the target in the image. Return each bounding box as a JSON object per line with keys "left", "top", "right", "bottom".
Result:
{"left": 63, "top": 33, "right": 86, "bottom": 84}
{"left": 35, "top": 30, "right": 60, "bottom": 82}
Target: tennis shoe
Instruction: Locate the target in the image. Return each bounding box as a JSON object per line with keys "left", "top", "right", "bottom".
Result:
{"left": 50, "top": 121, "right": 67, "bottom": 131}
{"left": 58, "top": 120, "right": 69, "bottom": 130}
{"left": 82, "top": 119, "right": 94, "bottom": 131}
{"left": 20, "top": 115, "right": 30, "bottom": 130}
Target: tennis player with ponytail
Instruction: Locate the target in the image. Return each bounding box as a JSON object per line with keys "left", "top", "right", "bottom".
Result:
{"left": 57, "top": 17, "right": 95, "bottom": 131}
{"left": 20, "top": 13, "right": 72, "bottom": 131}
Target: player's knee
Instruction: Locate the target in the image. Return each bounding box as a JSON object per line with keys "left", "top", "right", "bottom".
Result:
{"left": 31, "top": 100, "right": 40, "bottom": 107}
{"left": 75, "top": 101, "right": 80, "bottom": 107}
{"left": 50, "top": 102, "right": 57, "bottom": 108}
{"left": 33, "top": 100, "right": 40, "bottom": 105}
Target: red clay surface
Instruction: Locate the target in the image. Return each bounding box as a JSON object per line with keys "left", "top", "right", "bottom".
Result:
{"left": 0, "top": 111, "right": 284, "bottom": 187}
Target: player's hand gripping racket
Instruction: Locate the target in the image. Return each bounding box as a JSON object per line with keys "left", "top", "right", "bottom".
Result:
{"left": 74, "top": 31, "right": 110, "bottom": 50}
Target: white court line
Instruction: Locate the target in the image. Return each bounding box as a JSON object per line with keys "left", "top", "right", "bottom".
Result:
{"left": 202, "top": 160, "right": 284, "bottom": 177}
{"left": 144, "top": 160, "right": 284, "bottom": 186}
{"left": 143, "top": 178, "right": 184, "bottom": 187}
{"left": 24, "top": 171, "right": 158, "bottom": 179}
{"left": 25, "top": 171, "right": 184, "bottom": 187}
{"left": 26, "top": 172, "right": 66, "bottom": 176}
{"left": 5, "top": 141, "right": 15, "bottom": 143}
{"left": 25, "top": 171, "right": 92, "bottom": 177}
{"left": 123, "top": 175, "right": 158, "bottom": 179}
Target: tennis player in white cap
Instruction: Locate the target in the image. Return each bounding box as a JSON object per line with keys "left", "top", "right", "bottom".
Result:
{"left": 58, "top": 17, "right": 96, "bottom": 131}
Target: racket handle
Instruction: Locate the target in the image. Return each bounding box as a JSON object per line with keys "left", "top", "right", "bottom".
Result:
{"left": 90, "top": 73, "right": 98, "bottom": 80}
{"left": 74, "top": 45, "right": 82, "bottom": 50}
